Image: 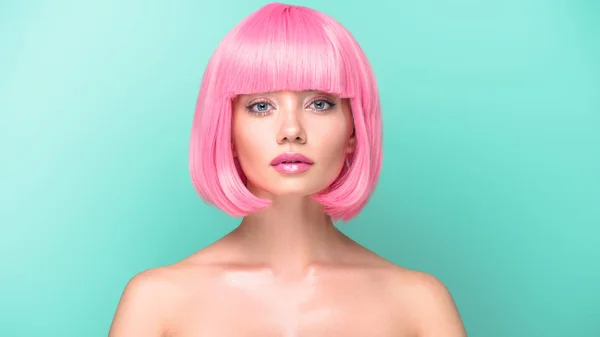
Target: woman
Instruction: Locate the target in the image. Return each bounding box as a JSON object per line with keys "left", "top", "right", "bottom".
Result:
{"left": 109, "top": 3, "right": 467, "bottom": 336}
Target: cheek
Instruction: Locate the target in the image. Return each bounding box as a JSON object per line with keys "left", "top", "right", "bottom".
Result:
{"left": 233, "top": 120, "right": 270, "bottom": 164}
{"left": 310, "top": 118, "right": 352, "bottom": 158}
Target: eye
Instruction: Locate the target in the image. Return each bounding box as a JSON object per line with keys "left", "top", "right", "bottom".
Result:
{"left": 308, "top": 99, "right": 336, "bottom": 112}
{"left": 245, "top": 100, "right": 273, "bottom": 115}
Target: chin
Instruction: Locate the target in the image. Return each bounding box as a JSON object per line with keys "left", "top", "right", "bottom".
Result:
{"left": 252, "top": 179, "right": 326, "bottom": 198}
{"left": 245, "top": 170, "right": 340, "bottom": 199}
{"left": 268, "top": 185, "right": 322, "bottom": 197}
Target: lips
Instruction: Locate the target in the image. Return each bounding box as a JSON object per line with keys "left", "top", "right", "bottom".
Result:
{"left": 270, "top": 153, "right": 314, "bottom": 166}
{"left": 270, "top": 153, "right": 314, "bottom": 174}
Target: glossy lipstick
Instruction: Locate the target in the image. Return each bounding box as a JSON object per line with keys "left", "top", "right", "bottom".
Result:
{"left": 270, "top": 153, "right": 313, "bottom": 174}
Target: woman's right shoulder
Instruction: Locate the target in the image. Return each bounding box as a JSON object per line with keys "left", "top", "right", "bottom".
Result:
{"left": 130, "top": 252, "right": 220, "bottom": 291}
{"left": 109, "top": 257, "right": 217, "bottom": 337}
{"left": 108, "top": 266, "right": 181, "bottom": 337}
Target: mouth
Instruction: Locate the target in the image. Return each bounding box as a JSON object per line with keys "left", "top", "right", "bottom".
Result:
{"left": 270, "top": 152, "right": 314, "bottom": 174}
{"left": 270, "top": 153, "right": 314, "bottom": 166}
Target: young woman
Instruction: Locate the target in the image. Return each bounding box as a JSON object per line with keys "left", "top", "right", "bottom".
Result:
{"left": 109, "top": 3, "right": 467, "bottom": 336}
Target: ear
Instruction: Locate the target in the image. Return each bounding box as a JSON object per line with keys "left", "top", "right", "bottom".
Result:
{"left": 346, "top": 128, "right": 356, "bottom": 154}
{"left": 231, "top": 139, "right": 238, "bottom": 157}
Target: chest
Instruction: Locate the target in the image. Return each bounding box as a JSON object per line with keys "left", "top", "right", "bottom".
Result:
{"left": 171, "top": 301, "right": 403, "bottom": 337}
{"left": 169, "top": 286, "right": 407, "bottom": 337}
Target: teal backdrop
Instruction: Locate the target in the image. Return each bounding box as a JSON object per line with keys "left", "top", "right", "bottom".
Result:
{"left": 1, "top": 0, "right": 598, "bottom": 336}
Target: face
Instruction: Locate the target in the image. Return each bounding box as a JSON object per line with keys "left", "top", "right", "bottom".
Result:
{"left": 231, "top": 90, "right": 355, "bottom": 198}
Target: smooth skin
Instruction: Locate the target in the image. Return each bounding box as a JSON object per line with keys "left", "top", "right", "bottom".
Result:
{"left": 108, "top": 91, "right": 467, "bottom": 337}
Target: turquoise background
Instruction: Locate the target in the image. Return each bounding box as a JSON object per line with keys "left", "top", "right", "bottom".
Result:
{"left": 1, "top": 0, "right": 599, "bottom": 336}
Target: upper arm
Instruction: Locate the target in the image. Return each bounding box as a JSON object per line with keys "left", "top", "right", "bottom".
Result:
{"left": 108, "top": 269, "right": 172, "bottom": 337}
{"left": 410, "top": 272, "right": 467, "bottom": 337}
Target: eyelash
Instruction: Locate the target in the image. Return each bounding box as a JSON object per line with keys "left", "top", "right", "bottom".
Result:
{"left": 245, "top": 98, "right": 337, "bottom": 116}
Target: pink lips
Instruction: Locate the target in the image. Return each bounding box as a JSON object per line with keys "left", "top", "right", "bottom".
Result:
{"left": 270, "top": 152, "right": 314, "bottom": 174}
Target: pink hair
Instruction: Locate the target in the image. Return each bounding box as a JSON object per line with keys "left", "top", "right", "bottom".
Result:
{"left": 189, "top": 2, "right": 382, "bottom": 222}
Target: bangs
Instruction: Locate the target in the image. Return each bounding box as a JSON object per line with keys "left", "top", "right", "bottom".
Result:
{"left": 214, "top": 5, "right": 353, "bottom": 97}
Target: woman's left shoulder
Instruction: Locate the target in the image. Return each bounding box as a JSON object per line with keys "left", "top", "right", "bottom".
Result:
{"left": 390, "top": 266, "right": 449, "bottom": 293}
{"left": 385, "top": 266, "right": 467, "bottom": 336}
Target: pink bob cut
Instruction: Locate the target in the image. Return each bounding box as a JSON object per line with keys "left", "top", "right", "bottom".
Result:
{"left": 189, "top": 2, "right": 383, "bottom": 222}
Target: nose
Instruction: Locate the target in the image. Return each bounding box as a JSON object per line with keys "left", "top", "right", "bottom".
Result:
{"left": 276, "top": 105, "right": 307, "bottom": 145}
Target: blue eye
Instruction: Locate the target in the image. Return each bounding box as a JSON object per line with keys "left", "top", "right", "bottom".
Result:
{"left": 254, "top": 102, "right": 269, "bottom": 111}
{"left": 311, "top": 100, "right": 328, "bottom": 109}
{"left": 308, "top": 99, "right": 336, "bottom": 112}
{"left": 245, "top": 98, "right": 336, "bottom": 115}
{"left": 246, "top": 101, "right": 273, "bottom": 115}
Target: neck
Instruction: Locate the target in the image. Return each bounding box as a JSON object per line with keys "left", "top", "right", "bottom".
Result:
{"left": 229, "top": 189, "right": 348, "bottom": 276}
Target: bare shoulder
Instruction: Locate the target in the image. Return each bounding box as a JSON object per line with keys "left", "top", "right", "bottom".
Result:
{"left": 345, "top": 247, "right": 467, "bottom": 336}
{"left": 387, "top": 266, "right": 467, "bottom": 337}
{"left": 108, "top": 263, "right": 196, "bottom": 337}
